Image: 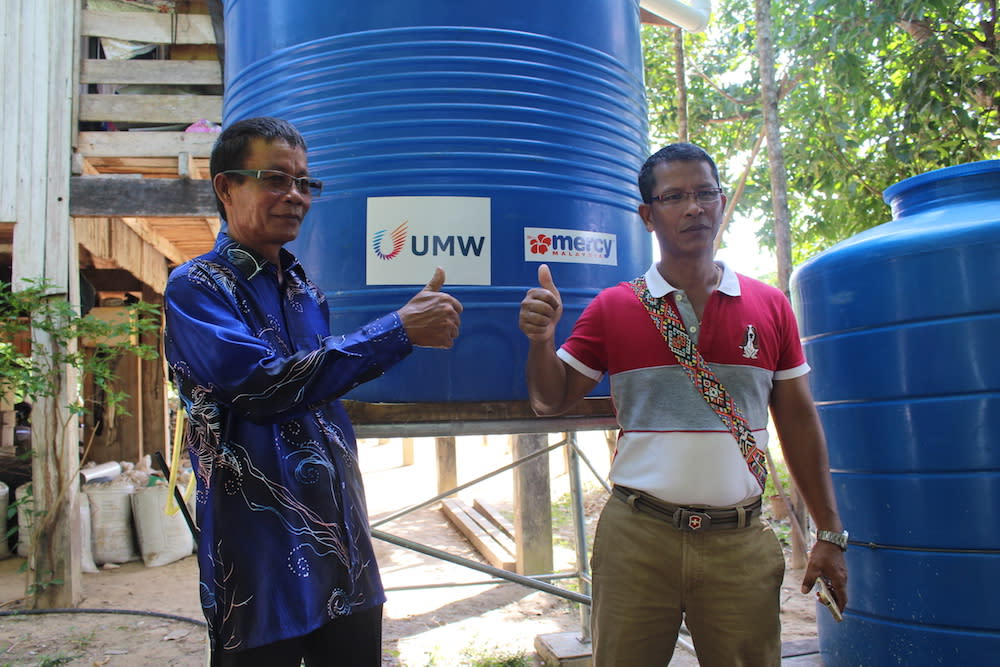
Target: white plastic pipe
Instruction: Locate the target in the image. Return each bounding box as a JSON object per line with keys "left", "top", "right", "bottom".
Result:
{"left": 640, "top": 0, "right": 712, "bottom": 32}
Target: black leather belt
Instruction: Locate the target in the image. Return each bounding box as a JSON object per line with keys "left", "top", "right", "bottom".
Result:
{"left": 613, "top": 485, "right": 761, "bottom": 531}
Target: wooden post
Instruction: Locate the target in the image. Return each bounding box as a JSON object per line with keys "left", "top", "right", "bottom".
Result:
{"left": 85, "top": 351, "right": 141, "bottom": 465}
{"left": 8, "top": 0, "right": 83, "bottom": 608}
{"left": 401, "top": 438, "right": 415, "bottom": 467}
{"left": 513, "top": 433, "right": 553, "bottom": 575}
{"left": 435, "top": 436, "right": 457, "bottom": 498}
{"left": 140, "top": 286, "right": 168, "bottom": 462}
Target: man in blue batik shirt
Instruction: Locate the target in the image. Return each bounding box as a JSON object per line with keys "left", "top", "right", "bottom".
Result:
{"left": 164, "top": 117, "right": 463, "bottom": 666}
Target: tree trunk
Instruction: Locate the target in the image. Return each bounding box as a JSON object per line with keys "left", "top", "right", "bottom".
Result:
{"left": 754, "top": 0, "right": 793, "bottom": 294}
{"left": 30, "top": 324, "right": 82, "bottom": 608}
{"left": 673, "top": 27, "right": 689, "bottom": 141}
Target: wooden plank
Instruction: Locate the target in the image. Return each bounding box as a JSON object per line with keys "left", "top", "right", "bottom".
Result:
{"left": 12, "top": 0, "right": 48, "bottom": 285}
{"left": 473, "top": 498, "right": 517, "bottom": 541}
{"left": 81, "top": 9, "right": 215, "bottom": 44}
{"left": 465, "top": 501, "right": 518, "bottom": 556}
{"left": 441, "top": 498, "right": 516, "bottom": 571}
{"left": 71, "top": 176, "right": 217, "bottom": 217}
{"left": 0, "top": 0, "right": 21, "bottom": 222}
{"left": 44, "top": 0, "right": 78, "bottom": 289}
{"left": 79, "top": 93, "right": 222, "bottom": 124}
{"left": 81, "top": 58, "right": 221, "bottom": 85}
{"left": 77, "top": 131, "right": 217, "bottom": 158}
{"left": 84, "top": 155, "right": 212, "bottom": 176}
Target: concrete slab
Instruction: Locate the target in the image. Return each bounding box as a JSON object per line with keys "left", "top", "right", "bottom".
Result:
{"left": 535, "top": 632, "right": 822, "bottom": 666}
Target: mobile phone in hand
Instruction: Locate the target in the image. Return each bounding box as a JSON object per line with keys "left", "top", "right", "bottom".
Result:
{"left": 816, "top": 577, "right": 843, "bottom": 622}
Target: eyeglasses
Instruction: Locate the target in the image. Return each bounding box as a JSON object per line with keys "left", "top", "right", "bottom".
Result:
{"left": 222, "top": 169, "right": 323, "bottom": 198}
{"left": 650, "top": 188, "right": 724, "bottom": 206}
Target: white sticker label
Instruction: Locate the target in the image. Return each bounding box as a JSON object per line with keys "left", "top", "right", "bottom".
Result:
{"left": 524, "top": 227, "right": 618, "bottom": 265}
{"left": 366, "top": 196, "right": 491, "bottom": 285}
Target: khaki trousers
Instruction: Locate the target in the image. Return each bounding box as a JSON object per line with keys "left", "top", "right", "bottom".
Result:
{"left": 591, "top": 494, "right": 785, "bottom": 667}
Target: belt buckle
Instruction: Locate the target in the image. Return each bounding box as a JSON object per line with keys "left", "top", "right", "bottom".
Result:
{"left": 676, "top": 509, "right": 712, "bottom": 531}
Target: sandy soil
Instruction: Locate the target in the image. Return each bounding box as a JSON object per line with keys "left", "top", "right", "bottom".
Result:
{"left": 0, "top": 433, "right": 818, "bottom": 666}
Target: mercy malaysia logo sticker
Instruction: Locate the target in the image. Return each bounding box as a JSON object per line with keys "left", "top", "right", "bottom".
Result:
{"left": 524, "top": 227, "right": 617, "bottom": 266}
{"left": 367, "top": 196, "right": 491, "bottom": 285}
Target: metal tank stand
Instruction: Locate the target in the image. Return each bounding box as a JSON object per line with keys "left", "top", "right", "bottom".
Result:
{"left": 344, "top": 398, "right": 616, "bottom": 658}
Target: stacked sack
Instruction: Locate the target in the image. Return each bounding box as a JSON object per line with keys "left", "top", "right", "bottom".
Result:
{"left": 82, "top": 456, "right": 195, "bottom": 568}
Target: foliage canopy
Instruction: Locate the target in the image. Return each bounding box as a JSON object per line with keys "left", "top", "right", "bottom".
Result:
{"left": 642, "top": 0, "right": 999, "bottom": 264}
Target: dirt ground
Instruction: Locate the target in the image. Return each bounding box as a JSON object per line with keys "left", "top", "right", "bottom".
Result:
{"left": 0, "top": 433, "right": 818, "bottom": 666}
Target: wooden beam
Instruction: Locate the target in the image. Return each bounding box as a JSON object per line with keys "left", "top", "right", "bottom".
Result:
{"left": 74, "top": 217, "right": 169, "bottom": 294}
{"left": 81, "top": 58, "right": 221, "bottom": 85}
{"left": 119, "top": 216, "right": 188, "bottom": 266}
{"left": 513, "top": 433, "right": 553, "bottom": 576}
{"left": 79, "top": 93, "right": 221, "bottom": 124}
{"left": 436, "top": 436, "right": 458, "bottom": 498}
{"left": 140, "top": 285, "right": 169, "bottom": 460}
{"left": 77, "top": 131, "right": 216, "bottom": 158}
{"left": 80, "top": 268, "right": 144, "bottom": 293}
{"left": 81, "top": 9, "right": 215, "bottom": 44}
{"left": 343, "top": 397, "right": 615, "bottom": 426}
{"left": 71, "top": 176, "right": 217, "bottom": 217}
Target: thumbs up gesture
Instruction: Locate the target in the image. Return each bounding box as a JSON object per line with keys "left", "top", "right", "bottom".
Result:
{"left": 519, "top": 264, "right": 563, "bottom": 343}
{"left": 398, "top": 267, "right": 464, "bottom": 348}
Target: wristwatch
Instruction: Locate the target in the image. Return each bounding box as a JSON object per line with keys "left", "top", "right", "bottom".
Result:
{"left": 816, "top": 529, "right": 849, "bottom": 551}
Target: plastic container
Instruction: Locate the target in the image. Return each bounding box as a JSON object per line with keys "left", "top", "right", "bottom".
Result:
{"left": 222, "top": 0, "right": 651, "bottom": 401}
{"left": 790, "top": 160, "right": 1000, "bottom": 665}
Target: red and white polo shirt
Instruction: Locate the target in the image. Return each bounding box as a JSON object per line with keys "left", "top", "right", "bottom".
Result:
{"left": 558, "top": 261, "right": 809, "bottom": 507}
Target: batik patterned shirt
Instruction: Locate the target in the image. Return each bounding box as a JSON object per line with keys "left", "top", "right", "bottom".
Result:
{"left": 163, "top": 233, "right": 411, "bottom": 652}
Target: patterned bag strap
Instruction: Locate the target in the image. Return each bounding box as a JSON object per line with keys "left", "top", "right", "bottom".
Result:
{"left": 628, "top": 276, "right": 768, "bottom": 491}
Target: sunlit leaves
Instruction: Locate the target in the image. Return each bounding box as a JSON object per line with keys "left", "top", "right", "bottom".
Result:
{"left": 642, "top": 0, "right": 999, "bottom": 263}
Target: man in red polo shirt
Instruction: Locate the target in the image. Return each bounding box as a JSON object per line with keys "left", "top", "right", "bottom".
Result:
{"left": 518, "top": 143, "right": 848, "bottom": 666}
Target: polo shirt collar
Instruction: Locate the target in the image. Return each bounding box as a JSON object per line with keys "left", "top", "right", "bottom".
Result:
{"left": 643, "top": 259, "right": 741, "bottom": 298}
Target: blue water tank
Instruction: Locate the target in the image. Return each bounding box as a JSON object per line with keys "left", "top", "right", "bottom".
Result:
{"left": 790, "top": 161, "right": 1000, "bottom": 665}
{"left": 222, "top": 0, "right": 650, "bottom": 402}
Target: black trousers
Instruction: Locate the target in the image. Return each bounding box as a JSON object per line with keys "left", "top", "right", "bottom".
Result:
{"left": 212, "top": 605, "right": 383, "bottom": 667}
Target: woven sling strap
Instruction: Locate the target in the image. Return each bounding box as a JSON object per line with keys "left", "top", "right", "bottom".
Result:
{"left": 629, "top": 276, "right": 768, "bottom": 491}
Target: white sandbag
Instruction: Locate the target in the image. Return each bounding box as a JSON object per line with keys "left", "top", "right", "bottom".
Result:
{"left": 130, "top": 484, "right": 193, "bottom": 567}
{"left": 84, "top": 482, "right": 138, "bottom": 564}
{"left": 0, "top": 481, "right": 9, "bottom": 559}
{"left": 79, "top": 492, "right": 99, "bottom": 573}
{"left": 15, "top": 482, "right": 32, "bottom": 559}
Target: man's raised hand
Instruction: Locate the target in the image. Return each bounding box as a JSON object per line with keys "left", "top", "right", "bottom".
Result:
{"left": 398, "top": 267, "right": 463, "bottom": 348}
{"left": 519, "top": 264, "right": 563, "bottom": 343}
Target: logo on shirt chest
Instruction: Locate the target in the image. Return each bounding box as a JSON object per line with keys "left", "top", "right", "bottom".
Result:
{"left": 739, "top": 324, "right": 760, "bottom": 359}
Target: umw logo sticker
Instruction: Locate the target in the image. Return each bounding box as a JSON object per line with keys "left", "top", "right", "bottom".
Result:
{"left": 372, "top": 220, "right": 408, "bottom": 260}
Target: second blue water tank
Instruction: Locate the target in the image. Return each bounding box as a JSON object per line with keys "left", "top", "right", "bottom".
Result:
{"left": 223, "top": 0, "right": 651, "bottom": 402}
{"left": 791, "top": 160, "right": 1000, "bottom": 665}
